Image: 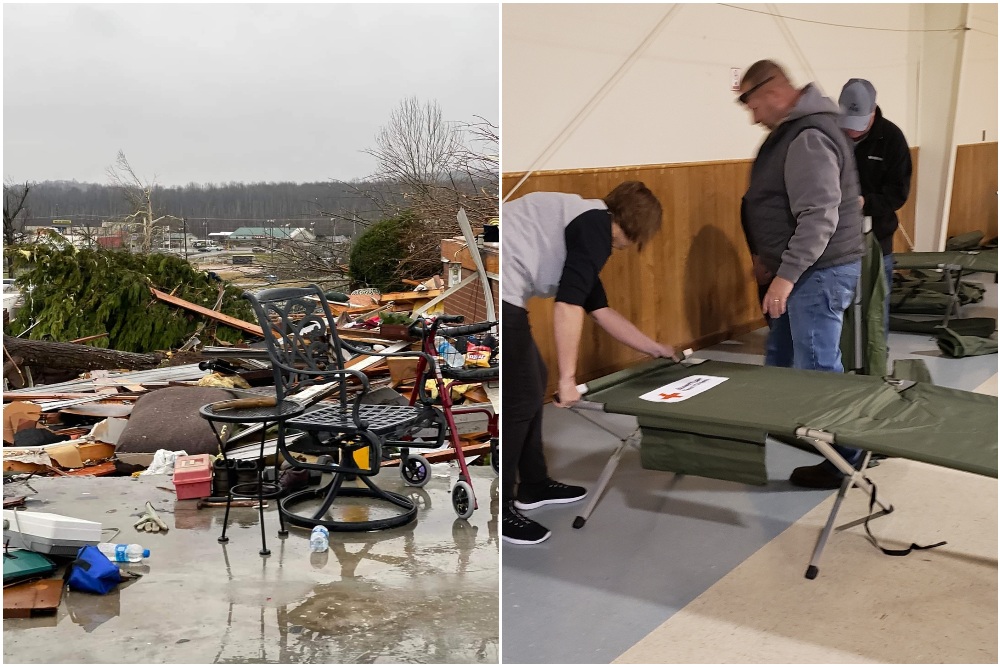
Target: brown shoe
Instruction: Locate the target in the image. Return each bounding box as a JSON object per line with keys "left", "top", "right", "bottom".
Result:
{"left": 789, "top": 463, "right": 847, "bottom": 489}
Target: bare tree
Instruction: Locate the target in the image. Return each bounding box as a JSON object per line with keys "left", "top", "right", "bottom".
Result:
{"left": 105, "top": 151, "right": 182, "bottom": 252}
{"left": 351, "top": 98, "right": 499, "bottom": 284}
{"left": 369, "top": 96, "right": 465, "bottom": 186}
{"left": 3, "top": 179, "right": 32, "bottom": 246}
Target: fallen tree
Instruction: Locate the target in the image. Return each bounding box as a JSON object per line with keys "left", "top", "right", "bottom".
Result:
{"left": 3, "top": 333, "right": 165, "bottom": 377}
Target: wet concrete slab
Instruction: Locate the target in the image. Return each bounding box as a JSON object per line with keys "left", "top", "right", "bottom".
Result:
{"left": 3, "top": 464, "right": 499, "bottom": 664}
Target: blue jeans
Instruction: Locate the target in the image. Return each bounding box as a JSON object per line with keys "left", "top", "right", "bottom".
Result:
{"left": 766, "top": 260, "right": 863, "bottom": 466}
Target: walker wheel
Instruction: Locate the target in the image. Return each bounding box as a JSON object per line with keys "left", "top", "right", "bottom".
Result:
{"left": 400, "top": 454, "right": 431, "bottom": 487}
{"left": 452, "top": 480, "right": 475, "bottom": 520}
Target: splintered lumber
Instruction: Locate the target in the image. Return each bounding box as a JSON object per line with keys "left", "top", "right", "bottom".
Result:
{"left": 2, "top": 333, "right": 165, "bottom": 372}
{"left": 150, "top": 287, "right": 264, "bottom": 337}
{"left": 377, "top": 289, "right": 443, "bottom": 302}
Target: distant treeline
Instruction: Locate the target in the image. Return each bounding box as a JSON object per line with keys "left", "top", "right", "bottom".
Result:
{"left": 19, "top": 180, "right": 407, "bottom": 236}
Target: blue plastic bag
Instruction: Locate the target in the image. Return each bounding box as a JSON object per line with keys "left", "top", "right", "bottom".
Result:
{"left": 64, "top": 545, "right": 122, "bottom": 595}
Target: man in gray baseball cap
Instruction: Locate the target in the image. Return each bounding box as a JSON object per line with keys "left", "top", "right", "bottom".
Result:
{"left": 837, "top": 77, "right": 912, "bottom": 344}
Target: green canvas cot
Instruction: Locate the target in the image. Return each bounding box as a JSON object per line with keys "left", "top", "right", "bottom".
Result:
{"left": 582, "top": 358, "right": 997, "bottom": 480}
{"left": 568, "top": 356, "right": 998, "bottom": 578}
{"left": 893, "top": 249, "right": 998, "bottom": 274}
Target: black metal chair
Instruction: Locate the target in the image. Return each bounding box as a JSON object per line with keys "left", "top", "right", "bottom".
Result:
{"left": 244, "top": 284, "right": 446, "bottom": 532}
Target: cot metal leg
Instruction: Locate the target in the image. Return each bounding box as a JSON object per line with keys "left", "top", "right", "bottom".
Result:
{"left": 572, "top": 429, "right": 641, "bottom": 529}
{"left": 940, "top": 264, "right": 964, "bottom": 327}
{"left": 567, "top": 408, "right": 643, "bottom": 529}
{"left": 796, "top": 428, "right": 893, "bottom": 580}
{"left": 805, "top": 470, "right": 853, "bottom": 579}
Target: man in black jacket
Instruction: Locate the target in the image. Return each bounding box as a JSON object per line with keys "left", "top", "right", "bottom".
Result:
{"left": 838, "top": 78, "right": 913, "bottom": 330}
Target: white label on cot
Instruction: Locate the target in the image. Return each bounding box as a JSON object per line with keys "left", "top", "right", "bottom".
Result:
{"left": 639, "top": 375, "right": 728, "bottom": 403}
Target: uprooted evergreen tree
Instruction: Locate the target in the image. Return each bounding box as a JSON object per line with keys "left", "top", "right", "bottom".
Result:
{"left": 5, "top": 244, "right": 256, "bottom": 353}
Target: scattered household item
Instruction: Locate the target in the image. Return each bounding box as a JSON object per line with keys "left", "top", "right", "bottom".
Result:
{"left": 64, "top": 544, "right": 122, "bottom": 594}
{"left": 172, "top": 454, "right": 213, "bottom": 500}
{"left": 3, "top": 549, "right": 56, "bottom": 585}
{"left": 3, "top": 510, "right": 101, "bottom": 557}
{"left": 309, "top": 525, "right": 329, "bottom": 552}
{"left": 133, "top": 501, "right": 170, "bottom": 533}
{"left": 96, "top": 542, "right": 149, "bottom": 563}
{"left": 139, "top": 449, "right": 189, "bottom": 476}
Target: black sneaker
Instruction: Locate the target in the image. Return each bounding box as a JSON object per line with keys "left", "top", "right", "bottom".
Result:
{"left": 514, "top": 478, "right": 587, "bottom": 510}
{"left": 502, "top": 502, "right": 551, "bottom": 545}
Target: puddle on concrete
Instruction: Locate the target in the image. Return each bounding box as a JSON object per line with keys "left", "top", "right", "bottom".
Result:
{"left": 4, "top": 470, "right": 499, "bottom": 664}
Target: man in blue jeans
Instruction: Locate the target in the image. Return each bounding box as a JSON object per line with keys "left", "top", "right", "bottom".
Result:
{"left": 737, "top": 60, "right": 865, "bottom": 489}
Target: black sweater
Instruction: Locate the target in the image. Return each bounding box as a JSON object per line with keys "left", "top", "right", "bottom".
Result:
{"left": 852, "top": 107, "right": 913, "bottom": 255}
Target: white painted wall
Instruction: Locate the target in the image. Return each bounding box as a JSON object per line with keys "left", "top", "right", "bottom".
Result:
{"left": 953, "top": 3, "right": 999, "bottom": 145}
{"left": 503, "top": 3, "right": 998, "bottom": 247}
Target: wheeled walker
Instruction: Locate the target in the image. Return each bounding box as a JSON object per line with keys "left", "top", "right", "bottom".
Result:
{"left": 396, "top": 314, "right": 498, "bottom": 519}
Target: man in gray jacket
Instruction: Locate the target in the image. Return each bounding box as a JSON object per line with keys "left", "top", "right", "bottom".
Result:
{"left": 737, "top": 60, "right": 865, "bottom": 489}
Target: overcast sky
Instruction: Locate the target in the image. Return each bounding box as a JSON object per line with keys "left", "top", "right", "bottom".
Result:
{"left": 3, "top": 3, "right": 499, "bottom": 186}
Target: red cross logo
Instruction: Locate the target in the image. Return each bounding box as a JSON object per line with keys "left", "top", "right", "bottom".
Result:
{"left": 659, "top": 392, "right": 683, "bottom": 400}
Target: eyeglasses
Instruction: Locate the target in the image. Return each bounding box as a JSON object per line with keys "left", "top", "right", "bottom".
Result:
{"left": 737, "top": 76, "right": 775, "bottom": 105}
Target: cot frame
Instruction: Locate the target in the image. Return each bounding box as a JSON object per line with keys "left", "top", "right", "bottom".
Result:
{"left": 565, "top": 399, "right": 893, "bottom": 580}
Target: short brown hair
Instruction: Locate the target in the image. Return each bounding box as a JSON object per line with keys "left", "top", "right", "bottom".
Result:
{"left": 740, "top": 59, "right": 790, "bottom": 89}
{"left": 603, "top": 181, "right": 662, "bottom": 250}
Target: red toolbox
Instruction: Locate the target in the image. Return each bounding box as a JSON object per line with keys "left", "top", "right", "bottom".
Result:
{"left": 173, "top": 454, "right": 213, "bottom": 500}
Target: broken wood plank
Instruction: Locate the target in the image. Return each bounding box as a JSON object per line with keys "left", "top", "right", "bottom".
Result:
{"left": 63, "top": 461, "right": 118, "bottom": 477}
{"left": 150, "top": 287, "right": 264, "bottom": 337}
{"left": 3, "top": 579, "right": 64, "bottom": 618}
{"left": 3, "top": 393, "right": 141, "bottom": 402}
{"left": 378, "top": 289, "right": 443, "bottom": 302}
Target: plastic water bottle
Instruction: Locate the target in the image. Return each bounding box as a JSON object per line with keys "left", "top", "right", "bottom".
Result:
{"left": 309, "top": 525, "right": 329, "bottom": 552}
{"left": 97, "top": 542, "right": 150, "bottom": 563}
{"left": 435, "top": 337, "right": 464, "bottom": 368}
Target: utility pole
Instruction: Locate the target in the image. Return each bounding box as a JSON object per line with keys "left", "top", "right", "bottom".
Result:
{"left": 183, "top": 217, "right": 188, "bottom": 260}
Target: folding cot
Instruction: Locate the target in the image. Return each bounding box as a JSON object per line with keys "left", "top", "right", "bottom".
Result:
{"left": 568, "top": 356, "right": 998, "bottom": 579}
{"left": 892, "top": 248, "right": 999, "bottom": 325}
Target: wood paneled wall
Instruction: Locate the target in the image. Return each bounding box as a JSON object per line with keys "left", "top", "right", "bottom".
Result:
{"left": 947, "top": 142, "right": 998, "bottom": 242}
{"left": 502, "top": 148, "right": 935, "bottom": 396}
{"left": 502, "top": 161, "right": 764, "bottom": 395}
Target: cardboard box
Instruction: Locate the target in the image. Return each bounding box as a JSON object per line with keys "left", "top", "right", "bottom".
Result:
{"left": 172, "top": 454, "right": 213, "bottom": 500}
{"left": 2, "top": 440, "right": 116, "bottom": 473}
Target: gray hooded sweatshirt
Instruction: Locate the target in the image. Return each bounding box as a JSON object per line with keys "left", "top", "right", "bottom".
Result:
{"left": 742, "top": 83, "right": 864, "bottom": 284}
